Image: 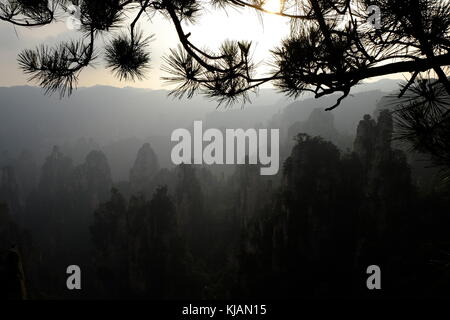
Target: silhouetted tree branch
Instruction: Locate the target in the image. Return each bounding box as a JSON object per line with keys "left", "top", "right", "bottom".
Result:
{"left": 1, "top": 0, "right": 448, "bottom": 103}
{"left": 393, "top": 76, "right": 450, "bottom": 181}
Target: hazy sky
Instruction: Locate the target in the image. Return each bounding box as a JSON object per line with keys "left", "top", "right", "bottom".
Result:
{"left": 0, "top": 2, "right": 401, "bottom": 90}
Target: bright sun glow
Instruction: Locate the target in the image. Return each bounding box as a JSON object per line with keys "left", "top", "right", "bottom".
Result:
{"left": 262, "top": 0, "right": 281, "bottom": 13}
